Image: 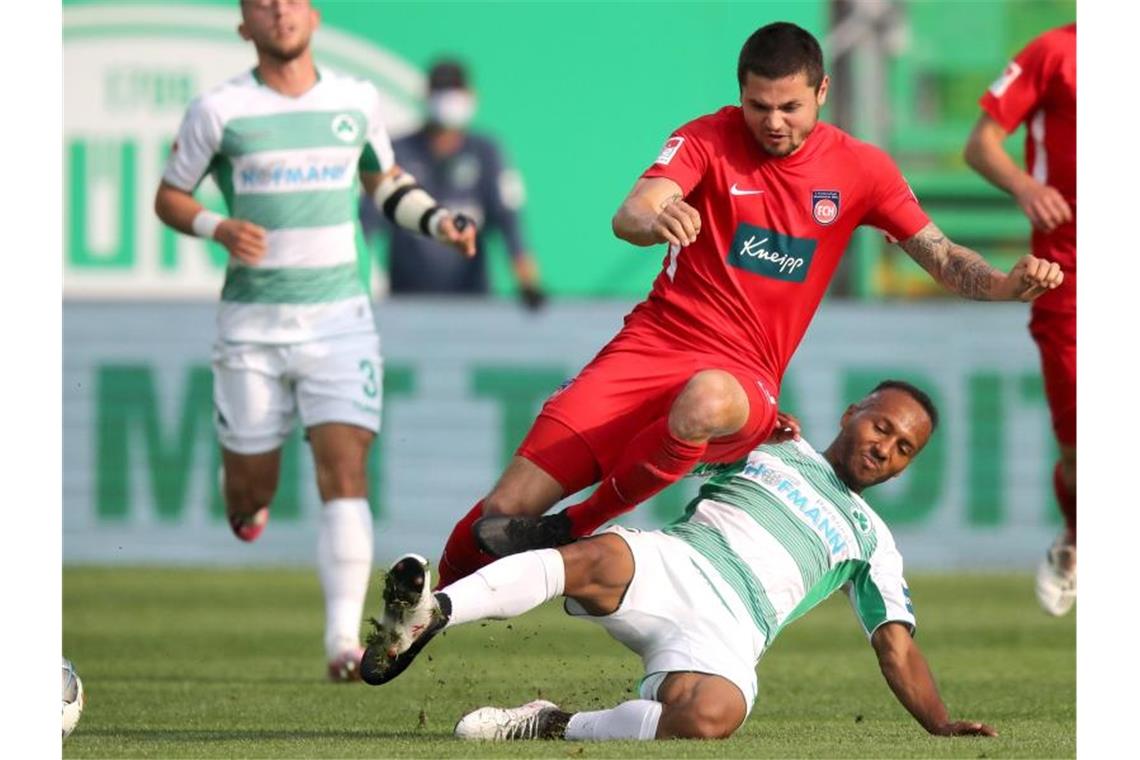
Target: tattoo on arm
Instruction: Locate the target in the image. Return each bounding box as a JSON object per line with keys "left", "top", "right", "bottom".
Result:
{"left": 659, "top": 193, "right": 682, "bottom": 211}
{"left": 898, "top": 223, "right": 999, "bottom": 300}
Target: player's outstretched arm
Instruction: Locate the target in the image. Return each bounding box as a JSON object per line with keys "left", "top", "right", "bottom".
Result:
{"left": 612, "top": 177, "right": 702, "bottom": 248}
{"left": 964, "top": 114, "right": 1072, "bottom": 233}
{"left": 153, "top": 182, "right": 267, "bottom": 264}
{"left": 898, "top": 222, "right": 1062, "bottom": 301}
{"left": 361, "top": 167, "right": 477, "bottom": 258}
{"left": 871, "top": 622, "right": 997, "bottom": 737}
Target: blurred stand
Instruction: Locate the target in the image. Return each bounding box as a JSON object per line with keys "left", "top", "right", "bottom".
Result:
{"left": 826, "top": 0, "right": 906, "bottom": 298}
{"left": 827, "top": 0, "right": 1075, "bottom": 300}
{"left": 359, "top": 60, "right": 546, "bottom": 313}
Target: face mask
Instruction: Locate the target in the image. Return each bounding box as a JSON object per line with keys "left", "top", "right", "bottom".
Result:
{"left": 428, "top": 90, "right": 476, "bottom": 129}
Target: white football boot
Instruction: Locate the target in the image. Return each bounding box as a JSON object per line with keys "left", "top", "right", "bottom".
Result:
{"left": 454, "top": 699, "right": 568, "bottom": 740}
{"left": 1035, "top": 535, "right": 1076, "bottom": 617}
{"left": 360, "top": 553, "right": 446, "bottom": 685}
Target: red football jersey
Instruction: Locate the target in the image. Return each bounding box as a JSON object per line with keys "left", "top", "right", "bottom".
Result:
{"left": 979, "top": 23, "right": 1076, "bottom": 285}
{"left": 627, "top": 107, "right": 929, "bottom": 384}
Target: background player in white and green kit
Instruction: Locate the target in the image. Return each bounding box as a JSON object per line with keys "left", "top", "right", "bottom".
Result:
{"left": 154, "top": 0, "right": 476, "bottom": 681}
{"left": 363, "top": 381, "right": 998, "bottom": 742}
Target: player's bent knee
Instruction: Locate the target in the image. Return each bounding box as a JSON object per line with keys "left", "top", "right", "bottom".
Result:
{"left": 561, "top": 535, "right": 627, "bottom": 584}
{"left": 663, "top": 704, "right": 739, "bottom": 740}
{"left": 672, "top": 373, "right": 748, "bottom": 440}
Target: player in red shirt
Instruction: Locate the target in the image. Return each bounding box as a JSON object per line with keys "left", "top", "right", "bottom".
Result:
{"left": 432, "top": 22, "right": 1064, "bottom": 588}
{"left": 965, "top": 23, "right": 1076, "bottom": 617}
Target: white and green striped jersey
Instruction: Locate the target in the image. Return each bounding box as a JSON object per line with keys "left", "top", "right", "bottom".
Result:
{"left": 164, "top": 67, "right": 395, "bottom": 343}
{"left": 667, "top": 438, "right": 916, "bottom": 650}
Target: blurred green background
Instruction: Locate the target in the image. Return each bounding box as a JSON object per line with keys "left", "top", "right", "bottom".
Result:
{"left": 63, "top": 0, "right": 1076, "bottom": 298}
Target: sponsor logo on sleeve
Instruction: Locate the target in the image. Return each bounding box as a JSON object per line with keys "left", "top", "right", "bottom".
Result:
{"left": 655, "top": 136, "right": 685, "bottom": 165}
{"left": 726, "top": 223, "right": 817, "bottom": 283}
{"left": 811, "top": 189, "right": 840, "bottom": 226}
{"left": 988, "top": 60, "right": 1022, "bottom": 98}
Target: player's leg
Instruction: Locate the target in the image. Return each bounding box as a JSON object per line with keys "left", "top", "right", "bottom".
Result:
{"left": 361, "top": 534, "right": 633, "bottom": 685}
{"left": 437, "top": 414, "right": 601, "bottom": 586}
{"left": 1029, "top": 308, "right": 1076, "bottom": 616}
{"left": 563, "top": 367, "right": 775, "bottom": 536}
{"left": 652, "top": 672, "right": 748, "bottom": 739}
{"left": 450, "top": 675, "right": 744, "bottom": 742}
{"left": 220, "top": 448, "right": 281, "bottom": 540}
{"left": 294, "top": 332, "right": 384, "bottom": 678}
{"left": 213, "top": 341, "right": 295, "bottom": 541}
{"left": 307, "top": 422, "right": 376, "bottom": 678}
{"left": 475, "top": 365, "right": 776, "bottom": 556}
{"left": 450, "top": 529, "right": 754, "bottom": 741}
{"left": 561, "top": 370, "right": 748, "bottom": 536}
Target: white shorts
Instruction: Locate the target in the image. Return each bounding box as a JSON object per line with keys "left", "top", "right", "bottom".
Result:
{"left": 212, "top": 331, "right": 383, "bottom": 454}
{"left": 565, "top": 526, "right": 763, "bottom": 715}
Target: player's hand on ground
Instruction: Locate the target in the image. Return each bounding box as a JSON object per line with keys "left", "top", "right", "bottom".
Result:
{"left": 999, "top": 254, "right": 1064, "bottom": 301}
{"left": 653, "top": 197, "right": 702, "bottom": 247}
{"left": 1014, "top": 180, "right": 1072, "bottom": 233}
{"left": 215, "top": 219, "right": 268, "bottom": 265}
{"left": 439, "top": 213, "right": 478, "bottom": 258}
{"left": 767, "top": 411, "right": 802, "bottom": 443}
{"left": 936, "top": 720, "right": 998, "bottom": 737}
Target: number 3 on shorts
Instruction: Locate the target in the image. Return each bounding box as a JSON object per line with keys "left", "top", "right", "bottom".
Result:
{"left": 359, "top": 359, "right": 379, "bottom": 399}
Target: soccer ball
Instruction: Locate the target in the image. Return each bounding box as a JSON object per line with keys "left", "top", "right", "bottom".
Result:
{"left": 62, "top": 657, "right": 85, "bottom": 739}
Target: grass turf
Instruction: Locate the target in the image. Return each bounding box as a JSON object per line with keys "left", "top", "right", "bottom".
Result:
{"left": 63, "top": 567, "right": 1074, "bottom": 758}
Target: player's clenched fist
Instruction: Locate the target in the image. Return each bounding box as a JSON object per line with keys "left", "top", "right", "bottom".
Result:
{"left": 653, "top": 196, "right": 702, "bottom": 247}
{"left": 1000, "top": 254, "right": 1064, "bottom": 301}
{"left": 215, "top": 219, "right": 269, "bottom": 265}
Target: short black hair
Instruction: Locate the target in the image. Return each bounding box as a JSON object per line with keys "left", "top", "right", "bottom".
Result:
{"left": 869, "top": 380, "right": 939, "bottom": 432}
{"left": 737, "top": 22, "right": 825, "bottom": 89}
{"left": 427, "top": 59, "right": 469, "bottom": 92}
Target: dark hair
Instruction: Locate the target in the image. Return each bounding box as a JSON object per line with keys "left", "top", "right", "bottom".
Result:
{"left": 737, "top": 22, "right": 825, "bottom": 89}
{"left": 428, "top": 59, "right": 469, "bottom": 92}
{"left": 870, "top": 380, "right": 939, "bottom": 431}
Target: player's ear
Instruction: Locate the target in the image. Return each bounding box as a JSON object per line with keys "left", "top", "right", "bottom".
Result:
{"left": 816, "top": 75, "right": 830, "bottom": 108}
{"left": 237, "top": 22, "right": 252, "bottom": 42}
{"left": 839, "top": 403, "right": 856, "bottom": 428}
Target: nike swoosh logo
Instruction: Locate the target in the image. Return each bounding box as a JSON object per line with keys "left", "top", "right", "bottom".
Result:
{"left": 730, "top": 183, "right": 764, "bottom": 196}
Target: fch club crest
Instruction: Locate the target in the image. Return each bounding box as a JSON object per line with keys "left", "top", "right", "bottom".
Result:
{"left": 811, "top": 190, "right": 840, "bottom": 225}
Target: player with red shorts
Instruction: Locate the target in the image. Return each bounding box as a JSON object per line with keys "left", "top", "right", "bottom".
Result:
{"left": 433, "top": 22, "right": 1064, "bottom": 588}
{"left": 966, "top": 23, "right": 1076, "bottom": 616}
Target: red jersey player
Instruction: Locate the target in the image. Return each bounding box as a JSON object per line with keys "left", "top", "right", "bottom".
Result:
{"left": 965, "top": 23, "right": 1076, "bottom": 617}
{"left": 427, "top": 22, "right": 1063, "bottom": 589}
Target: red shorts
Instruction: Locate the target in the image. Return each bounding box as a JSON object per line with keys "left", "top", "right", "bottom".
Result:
{"left": 516, "top": 329, "right": 780, "bottom": 494}
{"left": 1029, "top": 306, "right": 1076, "bottom": 447}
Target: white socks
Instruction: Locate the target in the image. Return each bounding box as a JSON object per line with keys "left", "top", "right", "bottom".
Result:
{"left": 442, "top": 549, "right": 565, "bottom": 627}
{"left": 436, "top": 551, "right": 662, "bottom": 741}
{"left": 565, "top": 700, "right": 663, "bottom": 741}
{"left": 317, "top": 498, "right": 373, "bottom": 659}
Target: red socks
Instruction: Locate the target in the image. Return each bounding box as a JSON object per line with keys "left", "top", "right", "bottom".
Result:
{"left": 436, "top": 500, "right": 495, "bottom": 588}
{"left": 565, "top": 418, "right": 707, "bottom": 537}
{"left": 1053, "top": 461, "right": 1077, "bottom": 542}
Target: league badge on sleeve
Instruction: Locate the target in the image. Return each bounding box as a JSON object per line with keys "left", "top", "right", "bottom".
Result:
{"left": 811, "top": 190, "right": 840, "bottom": 226}
{"left": 655, "top": 136, "right": 685, "bottom": 166}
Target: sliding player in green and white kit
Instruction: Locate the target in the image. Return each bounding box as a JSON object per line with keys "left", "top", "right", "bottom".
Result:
{"left": 154, "top": 0, "right": 476, "bottom": 681}
{"left": 363, "top": 381, "right": 997, "bottom": 741}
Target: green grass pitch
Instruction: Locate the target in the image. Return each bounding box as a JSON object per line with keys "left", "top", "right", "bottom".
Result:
{"left": 63, "top": 567, "right": 1074, "bottom": 758}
